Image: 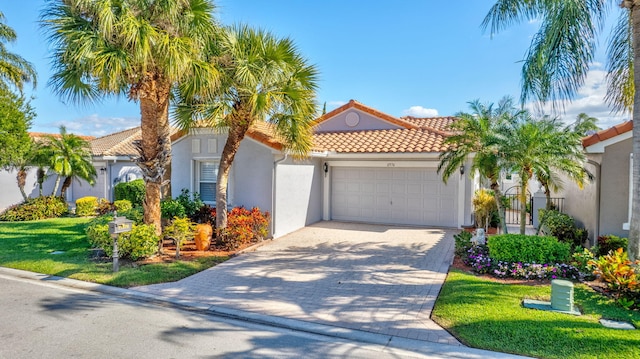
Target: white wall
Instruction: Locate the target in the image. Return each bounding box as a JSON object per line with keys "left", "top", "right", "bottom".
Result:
{"left": 315, "top": 109, "right": 400, "bottom": 132}
{"left": 0, "top": 167, "right": 58, "bottom": 211}
{"left": 274, "top": 158, "right": 323, "bottom": 237}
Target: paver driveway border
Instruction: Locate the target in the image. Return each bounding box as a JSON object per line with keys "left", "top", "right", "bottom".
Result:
{"left": 134, "top": 221, "right": 460, "bottom": 345}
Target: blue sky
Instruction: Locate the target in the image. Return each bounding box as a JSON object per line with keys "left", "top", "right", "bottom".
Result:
{"left": 2, "top": 1, "right": 629, "bottom": 137}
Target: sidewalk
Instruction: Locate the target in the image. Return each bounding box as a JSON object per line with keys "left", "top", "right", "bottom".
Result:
{"left": 0, "top": 266, "right": 530, "bottom": 359}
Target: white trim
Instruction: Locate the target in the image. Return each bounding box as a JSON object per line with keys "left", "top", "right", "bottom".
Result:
{"left": 624, "top": 153, "right": 633, "bottom": 230}
{"left": 457, "top": 170, "right": 465, "bottom": 228}
{"left": 326, "top": 160, "right": 440, "bottom": 168}
{"left": 585, "top": 131, "right": 632, "bottom": 153}
{"left": 323, "top": 162, "right": 330, "bottom": 220}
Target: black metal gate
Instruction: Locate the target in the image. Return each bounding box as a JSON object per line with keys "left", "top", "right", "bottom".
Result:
{"left": 503, "top": 186, "right": 533, "bottom": 225}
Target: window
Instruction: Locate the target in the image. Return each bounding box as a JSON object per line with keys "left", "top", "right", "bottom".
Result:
{"left": 198, "top": 161, "right": 218, "bottom": 204}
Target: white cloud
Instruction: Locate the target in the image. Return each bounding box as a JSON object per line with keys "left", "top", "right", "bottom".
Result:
{"left": 402, "top": 106, "right": 439, "bottom": 117}
{"left": 41, "top": 114, "right": 139, "bottom": 137}
{"left": 525, "top": 67, "right": 629, "bottom": 130}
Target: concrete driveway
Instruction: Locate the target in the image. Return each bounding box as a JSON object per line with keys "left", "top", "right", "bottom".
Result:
{"left": 133, "top": 221, "right": 459, "bottom": 345}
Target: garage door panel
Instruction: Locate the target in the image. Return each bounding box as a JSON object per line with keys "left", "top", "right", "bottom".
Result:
{"left": 331, "top": 166, "right": 457, "bottom": 227}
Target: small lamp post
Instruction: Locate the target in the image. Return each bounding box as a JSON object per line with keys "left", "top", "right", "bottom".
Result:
{"left": 107, "top": 211, "right": 133, "bottom": 272}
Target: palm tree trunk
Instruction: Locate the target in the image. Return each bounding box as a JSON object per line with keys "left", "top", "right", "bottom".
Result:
{"left": 217, "top": 117, "right": 251, "bottom": 229}
{"left": 135, "top": 74, "right": 171, "bottom": 244}
{"left": 519, "top": 175, "right": 529, "bottom": 235}
{"left": 60, "top": 176, "right": 72, "bottom": 199}
{"left": 490, "top": 181, "right": 508, "bottom": 234}
{"left": 37, "top": 168, "right": 44, "bottom": 197}
{"left": 52, "top": 175, "right": 61, "bottom": 197}
{"left": 629, "top": 4, "right": 640, "bottom": 261}
{"left": 17, "top": 168, "right": 27, "bottom": 201}
{"left": 159, "top": 115, "right": 172, "bottom": 199}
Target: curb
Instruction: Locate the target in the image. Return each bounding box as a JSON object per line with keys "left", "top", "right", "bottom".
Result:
{"left": 0, "top": 266, "right": 529, "bottom": 359}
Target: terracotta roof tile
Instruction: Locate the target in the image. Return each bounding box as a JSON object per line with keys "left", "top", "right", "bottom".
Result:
{"left": 582, "top": 121, "right": 632, "bottom": 148}
{"left": 313, "top": 128, "right": 450, "bottom": 153}
{"left": 400, "top": 116, "right": 457, "bottom": 133}
{"left": 29, "top": 132, "right": 94, "bottom": 142}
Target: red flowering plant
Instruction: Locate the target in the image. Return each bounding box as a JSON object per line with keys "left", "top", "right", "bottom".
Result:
{"left": 217, "top": 207, "right": 271, "bottom": 250}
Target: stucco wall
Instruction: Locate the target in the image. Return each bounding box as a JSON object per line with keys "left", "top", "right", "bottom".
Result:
{"left": 171, "top": 129, "right": 274, "bottom": 212}
{"left": 315, "top": 109, "right": 400, "bottom": 132}
{"left": 599, "top": 138, "right": 631, "bottom": 238}
{"left": 0, "top": 168, "right": 59, "bottom": 211}
{"left": 556, "top": 158, "right": 599, "bottom": 244}
{"left": 274, "top": 157, "right": 323, "bottom": 237}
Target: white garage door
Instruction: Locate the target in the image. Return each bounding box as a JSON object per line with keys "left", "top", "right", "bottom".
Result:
{"left": 331, "top": 167, "right": 458, "bottom": 227}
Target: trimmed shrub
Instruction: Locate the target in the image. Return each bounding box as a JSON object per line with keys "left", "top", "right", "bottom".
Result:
{"left": 539, "top": 209, "right": 585, "bottom": 247}
{"left": 114, "top": 199, "right": 132, "bottom": 212}
{"left": 76, "top": 196, "right": 98, "bottom": 216}
{"left": 0, "top": 196, "right": 68, "bottom": 221}
{"left": 488, "top": 234, "right": 571, "bottom": 264}
{"left": 596, "top": 235, "right": 628, "bottom": 257}
{"left": 114, "top": 179, "right": 145, "bottom": 208}
{"left": 85, "top": 214, "right": 157, "bottom": 260}
{"left": 119, "top": 207, "right": 144, "bottom": 224}
{"left": 120, "top": 224, "right": 158, "bottom": 260}
{"left": 161, "top": 199, "right": 186, "bottom": 220}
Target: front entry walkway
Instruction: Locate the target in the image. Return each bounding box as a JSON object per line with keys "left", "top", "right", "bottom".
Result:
{"left": 133, "top": 221, "right": 460, "bottom": 345}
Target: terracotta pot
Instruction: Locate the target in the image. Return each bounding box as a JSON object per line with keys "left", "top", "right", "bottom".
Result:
{"left": 487, "top": 227, "right": 498, "bottom": 235}
{"left": 194, "top": 223, "right": 212, "bottom": 251}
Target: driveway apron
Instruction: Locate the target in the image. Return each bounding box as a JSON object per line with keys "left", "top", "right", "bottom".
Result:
{"left": 133, "top": 221, "right": 460, "bottom": 345}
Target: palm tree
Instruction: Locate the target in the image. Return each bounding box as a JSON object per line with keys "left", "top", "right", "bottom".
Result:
{"left": 41, "top": 0, "right": 220, "bottom": 234}
{"left": 571, "top": 113, "right": 601, "bottom": 136}
{"left": 0, "top": 11, "right": 36, "bottom": 92}
{"left": 175, "top": 25, "right": 318, "bottom": 229}
{"left": 7, "top": 140, "right": 34, "bottom": 201}
{"left": 500, "top": 117, "right": 590, "bottom": 234}
{"left": 40, "top": 126, "right": 96, "bottom": 199}
{"left": 438, "top": 97, "right": 523, "bottom": 234}
{"left": 483, "top": 1, "right": 640, "bottom": 259}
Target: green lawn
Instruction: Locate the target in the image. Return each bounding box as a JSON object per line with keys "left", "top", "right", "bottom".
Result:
{"left": 0, "top": 217, "right": 228, "bottom": 287}
{"left": 433, "top": 269, "right": 640, "bottom": 359}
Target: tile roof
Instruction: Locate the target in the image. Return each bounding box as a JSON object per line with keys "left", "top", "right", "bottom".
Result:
{"left": 582, "top": 121, "right": 632, "bottom": 148}
{"left": 400, "top": 116, "right": 457, "bottom": 133}
{"left": 90, "top": 126, "right": 182, "bottom": 157}
{"left": 29, "top": 132, "right": 95, "bottom": 142}
{"left": 312, "top": 128, "right": 450, "bottom": 153}
{"left": 88, "top": 101, "right": 459, "bottom": 156}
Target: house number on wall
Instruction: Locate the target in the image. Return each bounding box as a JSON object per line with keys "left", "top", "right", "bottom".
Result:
{"left": 387, "top": 163, "right": 395, "bottom": 167}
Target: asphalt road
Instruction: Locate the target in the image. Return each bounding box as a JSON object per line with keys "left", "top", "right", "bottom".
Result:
{"left": 0, "top": 274, "right": 434, "bottom": 359}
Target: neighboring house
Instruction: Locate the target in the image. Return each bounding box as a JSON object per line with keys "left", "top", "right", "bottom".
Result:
{"left": 171, "top": 100, "right": 474, "bottom": 237}
{"left": 0, "top": 132, "right": 93, "bottom": 211}
{"left": 67, "top": 126, "right": 183, "bottom": 203}
{"left": 558, "top": 121, "right": 632, "bottom": 244}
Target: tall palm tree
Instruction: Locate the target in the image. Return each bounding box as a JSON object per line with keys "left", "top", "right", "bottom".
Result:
{"left": 483, "top": 1, "right": 640, "bottom": 259}
{"left": 175, "top": 25, "right": 318, "bottom": 229}
{"left": 0, "top": 11, "right": 36, "bottom": 92}
{"left": 41, "top": 126, "right": 96, "bottom": 199}
{"left": 501, "top": 117, "right": 590, "bottom": 234}
{"left": 41, "top": 0, "right": 220, "bottom": 234}
{"left": 438, "top": 97, "right": 523, "bottom": 234}
{"left": 572, "top": 113, "right": 601, "bottom": 136}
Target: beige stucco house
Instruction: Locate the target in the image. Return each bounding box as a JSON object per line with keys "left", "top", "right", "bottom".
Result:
{"left": 558, "top": 121, "right": 632, "bottom": 244}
